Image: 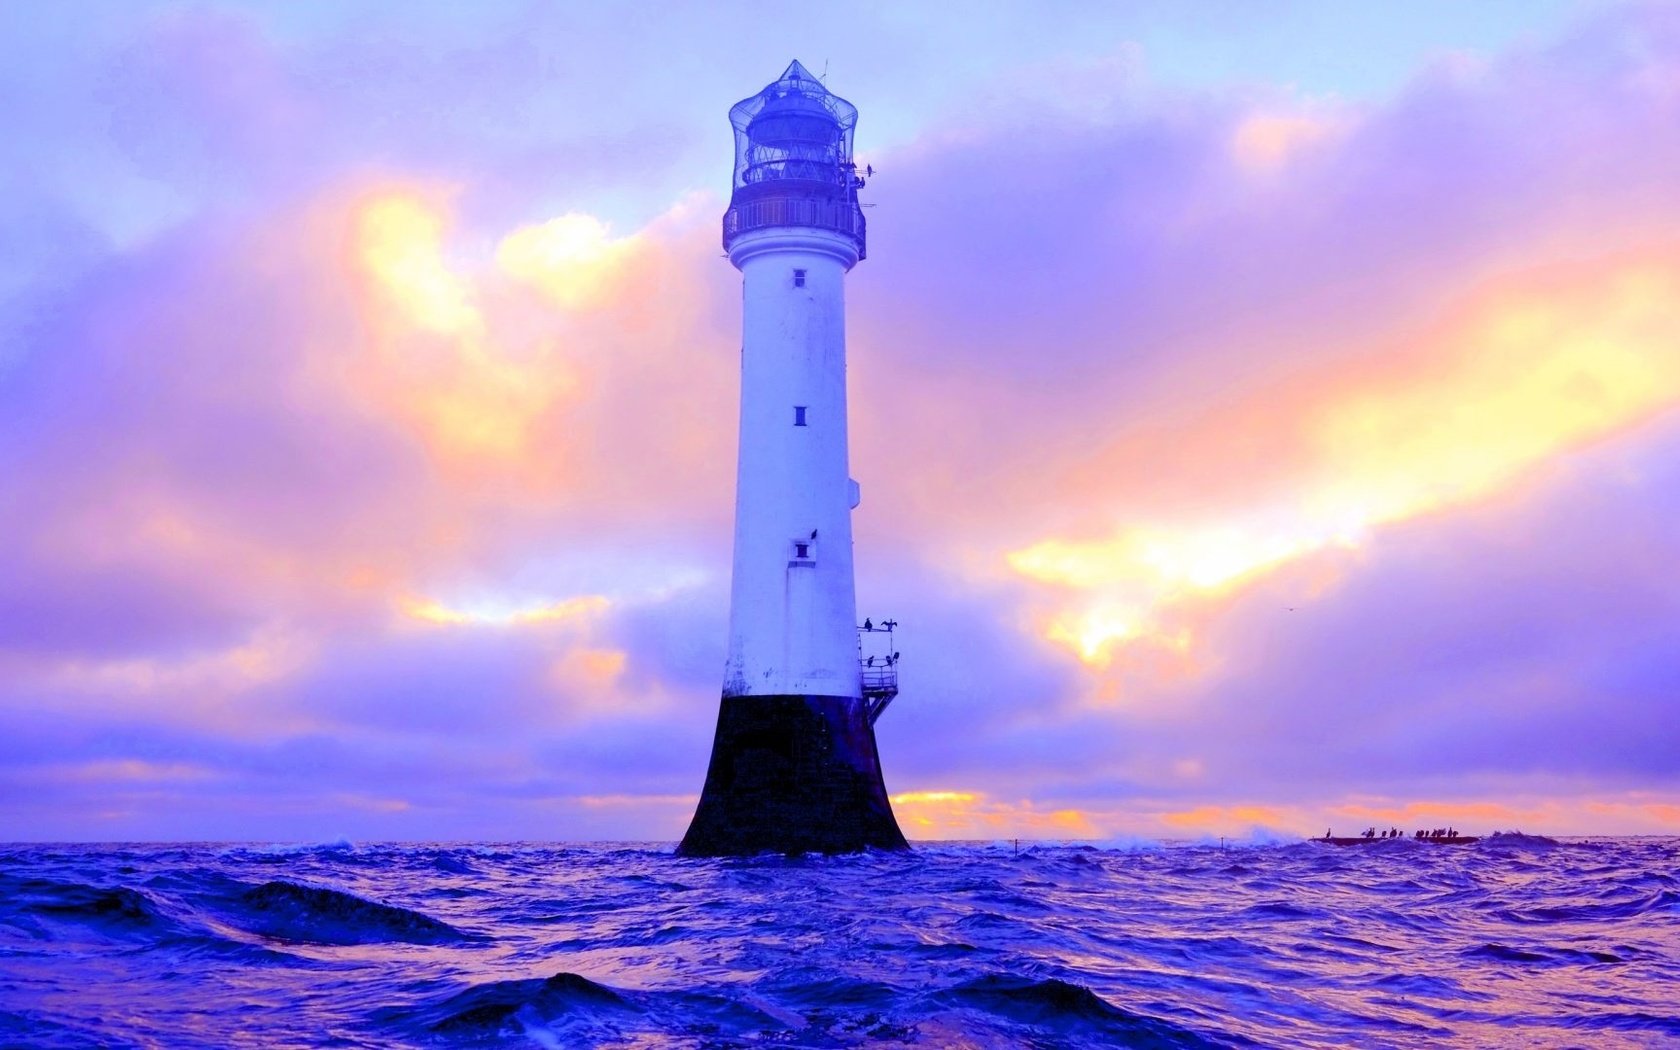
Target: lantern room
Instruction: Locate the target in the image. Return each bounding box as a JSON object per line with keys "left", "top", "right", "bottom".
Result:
{"left": 723, "top": 60, "right": 867, "bottom": 257}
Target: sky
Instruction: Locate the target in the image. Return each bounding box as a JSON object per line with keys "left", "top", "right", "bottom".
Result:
{"left": 2, "top": 0, "right": 1677, "bottom": 843}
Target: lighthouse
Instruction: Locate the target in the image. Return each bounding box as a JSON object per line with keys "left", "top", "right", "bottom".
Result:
{"left": 678, "top": 62, "right": 909, "bottom": 856}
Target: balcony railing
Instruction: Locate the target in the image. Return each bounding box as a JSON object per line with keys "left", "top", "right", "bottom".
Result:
{"left": 859, "top": 618, "right": 898, "bottom": 723}
{"left": 723, "top": 194, "right": 867, "bottom": 257}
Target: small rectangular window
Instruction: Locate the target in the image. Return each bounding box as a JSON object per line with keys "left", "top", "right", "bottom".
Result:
{"left": 792, "top": 269, "right": 806, "bottom": 287}
{"left": 794, "top": 542, "right": 809, "bottom": 559}
{"left": 794, "top": 405, "right": 807, "bottom": 426}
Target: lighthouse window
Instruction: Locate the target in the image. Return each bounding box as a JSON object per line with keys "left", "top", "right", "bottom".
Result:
{"left": 794, "top": 405, "right": 808, "bottom": 426}
{"left": 794, "top": 542, "right": 809, "bottom": 559}
{"left": 792, "top": 269, "right": 806, "bottom": 287}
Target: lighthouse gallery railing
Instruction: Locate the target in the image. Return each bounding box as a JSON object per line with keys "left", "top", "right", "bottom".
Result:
{"left": 723, "top": 196, "right": 867, "bottom": 255}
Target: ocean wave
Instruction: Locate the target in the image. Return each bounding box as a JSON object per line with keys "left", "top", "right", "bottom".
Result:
{"left": 407, "top": 971, "right": 630, "bottom": 1033}
{"left": 1463, "top": 942, "right": 1629, "bottom": 965}
{"left": 218, "top": 880, "right": 474, "bottom": 946}
{"left": 2, "top": 875, "right": 310, "bottom": 966}
{"left": 1557, "top": 1009, "right": 1680, "bottom": 1035}
{"left": 24, "top": 880, "right": 172, "bottom": 930}
{"left": 2, "top": 839, "right": 1675, "bottom": 1049}
{"left": 1480, "top": 831, "right": 1562, "bottom": 848}
{"left": 932, "top": 974, "right": 1234, "bottom": 1048}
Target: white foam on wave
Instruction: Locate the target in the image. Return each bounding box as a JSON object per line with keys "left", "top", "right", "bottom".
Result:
{"left": 1087, "top": 835, "right": 1169, "bottom": 852}
{"left": 520, "top": 1019, "right": 564, "bottom": 1049}
{"left": 218, "top": 837, "right": 357, "bottom": 858}
{"left": 1182, "top": 826, "right": 1300, "bottom": 848}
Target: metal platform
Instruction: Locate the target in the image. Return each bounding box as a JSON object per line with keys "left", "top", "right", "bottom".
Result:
{"left": 861, "top": 668, "right": 897, "bottom": 724}
{"left": 858, "top": 618, "right": 899, "bottom": 724}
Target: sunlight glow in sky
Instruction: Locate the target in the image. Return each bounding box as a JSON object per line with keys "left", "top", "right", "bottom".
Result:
{"left": 2, "top": 0, "right": 1677, "bottom": 842}
{"left": 1008, "top": 251, "right": 1680, "bottom": 666}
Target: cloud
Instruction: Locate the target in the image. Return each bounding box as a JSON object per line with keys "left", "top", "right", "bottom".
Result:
{"left": 2, "top": 2, "right": 1679, "bottom": 839}
{"left": 1005, "top": 246, "right": 1680, "bottom": 665}
{"left": 846, "top": 3, "right": 1680, "bottom": 830}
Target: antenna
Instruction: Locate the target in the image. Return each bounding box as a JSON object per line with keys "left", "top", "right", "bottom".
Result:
{"left": 821, "top": 60, "right": 829, "bottom": 83}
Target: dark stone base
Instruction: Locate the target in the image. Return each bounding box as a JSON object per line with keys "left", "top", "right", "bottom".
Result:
{"left": 678, "top": 694, "right": 910, "bottom": 856}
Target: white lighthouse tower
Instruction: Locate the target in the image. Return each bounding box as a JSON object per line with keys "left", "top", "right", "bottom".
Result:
{"left": 679, "top": 62, "right": 908, "bottom": 856}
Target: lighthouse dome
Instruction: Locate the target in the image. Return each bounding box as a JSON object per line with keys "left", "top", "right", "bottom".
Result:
{"left": 746, "top": 91, "right": 840, "bottom": 152}
{"left": 724, "top": 61, "right": 866, "bottom": 257}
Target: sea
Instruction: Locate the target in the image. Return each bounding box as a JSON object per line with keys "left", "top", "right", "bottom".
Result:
{"left": 1, "top": 835, "right": 1676, "bottom": 1048}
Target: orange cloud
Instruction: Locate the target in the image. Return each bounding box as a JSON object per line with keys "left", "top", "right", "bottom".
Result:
{"left": 355, "top": 194, "right": 479, "bottom": 335}
{"left": 30, "top": 627, "right": 312, "bottom": 697}
{"left": 888, "top": 789, "right": 1100, "bottom": 838}
{"left": 798, "top": 791, "right": 1680, "bottom": 842}
{"left": 577, "top": 793, "right": 699, "bottom": 809}
{"left": 344, "top": 189, "right": 581, "bottom": 471}
{"left": 1160, "top": 804, "right": 1291, "bottom": 831}
{"left": 1011, "top": 248, "right": 1680, "bottom": 667}
{"left": 0, "top": 626, "right": 322, "bottom": 739}
{"left": 1231, "top": 109, "right": 1347, "bottom": 172}
{"left": 44, "top": 760, "right": 219, "bottom": 785}
{"left": 554, "top": 647, "right": 628, "bottom": 687}
{"left": 1324, "top": 794, "right": 1680, "bottom": 836}
{"left": 497, "top": 213, "right": 641, "bottom": 310}
{"left": 1333, "top": 799, "right": 1542, "bottom": 824}
{"left": 400, "top": 593, "right": 609, "bottom": 628}
{"left": 328, "top": 186, "right": 737, "bottom": 528}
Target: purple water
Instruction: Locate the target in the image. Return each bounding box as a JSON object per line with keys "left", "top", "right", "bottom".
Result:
{"left": 2, "top": 836, "right": 1676, "bottom": 1048}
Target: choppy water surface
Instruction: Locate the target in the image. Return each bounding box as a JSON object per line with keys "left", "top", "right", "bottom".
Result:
{"left": 1, "top": 836, "right": 1676, "bottom": 1048}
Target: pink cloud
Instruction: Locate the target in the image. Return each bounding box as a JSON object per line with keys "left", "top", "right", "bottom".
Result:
{"left": 3, "top": 3, "right": 1680, "bottom": 839}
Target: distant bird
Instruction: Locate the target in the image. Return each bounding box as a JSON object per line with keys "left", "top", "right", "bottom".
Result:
{"left": 810, "top": 529, "right": 818, "bottom": 539}
{"left": 863, "top": 618, "right": 873, "bottom": 630}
